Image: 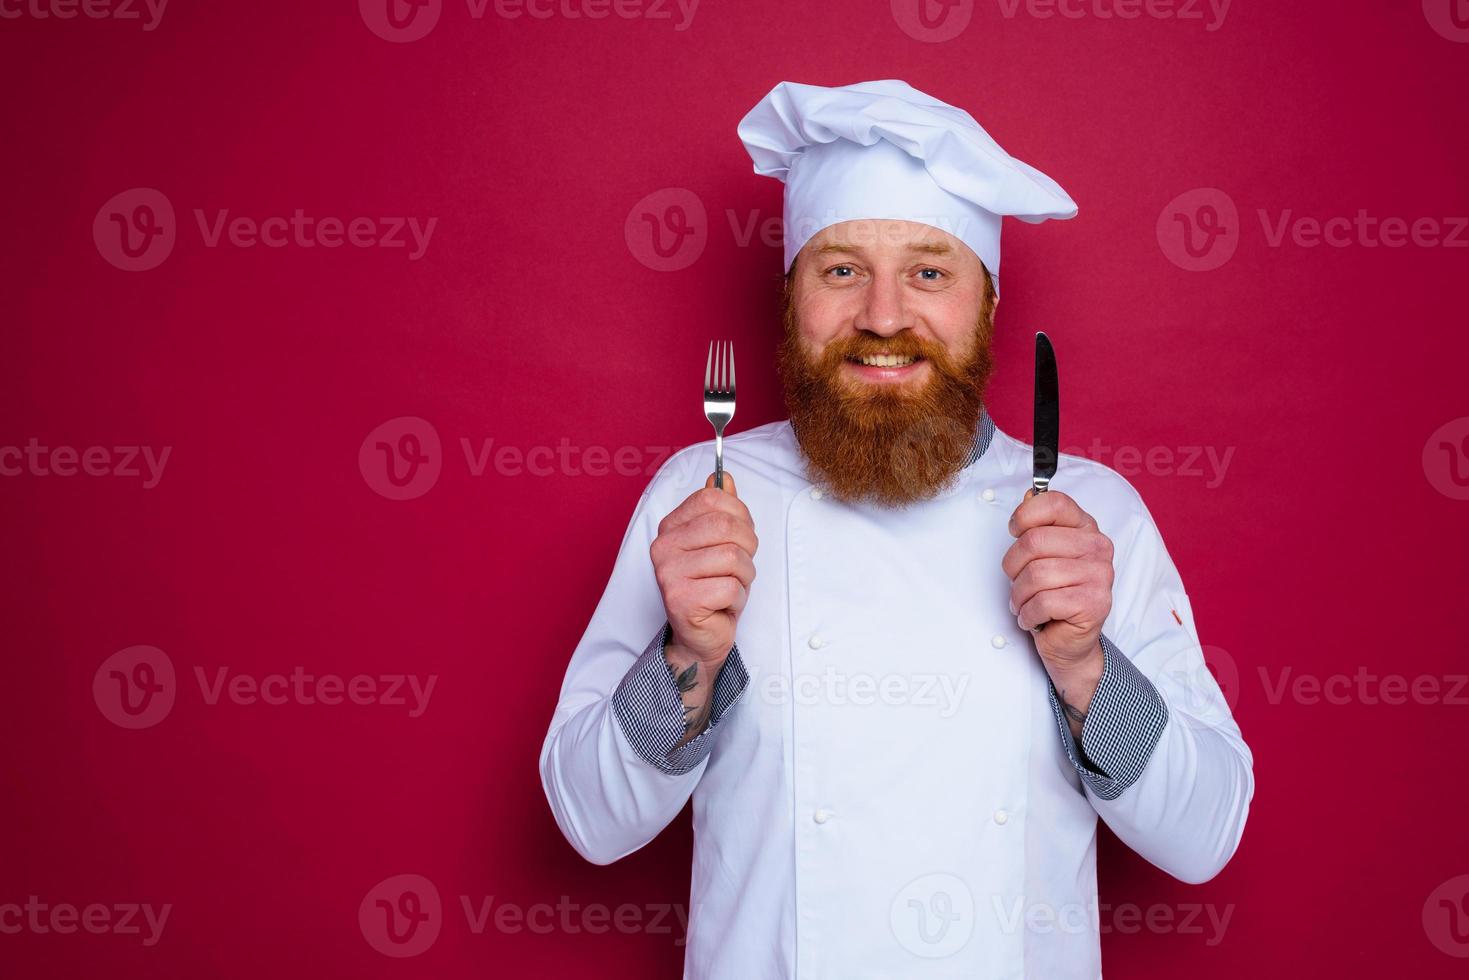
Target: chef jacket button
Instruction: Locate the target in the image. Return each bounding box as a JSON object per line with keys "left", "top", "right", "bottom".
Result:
{"left": 991, "top": 634, "right": 1007, "bottom": 649}
{"left": 813, "top": 808, "right": 832, "bottom": 824}
{"left": 993, "top": 809, "right": 1009, "bottom": 825}
{"left": 808, "top": 634, "right": 826, "bottom": 650}
{"left": 810, "top": 487, "right": 824, "bottom": 500}
{"left": 980, "top": 487, "right": 997, "bottom": 502}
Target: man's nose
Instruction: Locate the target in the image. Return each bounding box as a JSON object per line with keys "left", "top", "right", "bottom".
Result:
{"left": 853, "top": 274, "right": 908, "bottom": 338}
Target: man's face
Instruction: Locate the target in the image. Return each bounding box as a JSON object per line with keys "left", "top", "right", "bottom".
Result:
{"left": 778, "top": 219, "right": 997, "bottom": 507}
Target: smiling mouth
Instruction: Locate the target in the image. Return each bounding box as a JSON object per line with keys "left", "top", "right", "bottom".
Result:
{"left": 846, "top": 353, "right": 922, "bottom": 368}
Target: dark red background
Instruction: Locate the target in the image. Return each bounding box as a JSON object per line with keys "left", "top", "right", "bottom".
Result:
{"left": 3, "top": 1, "right": 1468, "bottom": 975}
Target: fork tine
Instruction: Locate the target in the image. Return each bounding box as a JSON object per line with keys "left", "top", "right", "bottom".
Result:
{"left": 719, "top": 340, "right": 729, "bottom": 392}
{"left": 705, "top": 340, "right": 714, "bottom": 393}
{"left": 728, "top": 341, "right": 735, "bottom": 393}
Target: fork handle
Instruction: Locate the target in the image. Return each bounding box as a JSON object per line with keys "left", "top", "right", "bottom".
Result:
{"left": 714, "top": 434, "right": 724, "bottom": 490}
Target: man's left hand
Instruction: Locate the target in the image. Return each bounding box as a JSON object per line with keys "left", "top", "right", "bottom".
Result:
{"left": 1002, "top": 490, "right": 1113, "bottom": 718}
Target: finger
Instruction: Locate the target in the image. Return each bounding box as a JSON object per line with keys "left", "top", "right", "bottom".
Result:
{"left": 1009, "top": 558, "right": 1107, "bottom": 616}
{"left": 666, "top": 509, "right": 759, "bottom": 557}
{"left": 1016, "top": 584, "right": 1096, "bottom": 632}
{"left": 1008, "top": 489, "right": 1096, "bottom": 538}
{"left": 704, "top": 471, "right": 738, "bottom": 497}
{"left": 669, "top": 543, "right": 757, "bottom": 590}
{"left": 688, "top": 576, "right": 748, "bottom": 617}
{"left": 1001, "top": 526, "right": 1112, "bottom": 580}
{"left": 659, "top": 481, "right": 753, "bottom": 536}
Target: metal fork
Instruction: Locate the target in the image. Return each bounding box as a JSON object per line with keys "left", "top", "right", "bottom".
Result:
{"left": 703, "top": 340, "right": 736, "bottom": 489}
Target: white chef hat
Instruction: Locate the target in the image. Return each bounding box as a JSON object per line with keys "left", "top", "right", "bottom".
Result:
{"left": 736, "top": 79, "right": 1077, "bottom": 297}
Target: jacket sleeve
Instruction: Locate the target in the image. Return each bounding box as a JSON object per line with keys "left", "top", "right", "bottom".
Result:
{"left": 1062, "top": 493, "right": 1255, "bottom": 885}
{"left": 538, "top": 457, "right": 750, "bottom": 865}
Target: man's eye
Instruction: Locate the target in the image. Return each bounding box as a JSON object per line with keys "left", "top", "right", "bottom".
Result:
{"left": 917, "top": 268, "right": 945, "bottom": 281}
{"left": 828, "top": 265, "right": 855, "bottom": 278}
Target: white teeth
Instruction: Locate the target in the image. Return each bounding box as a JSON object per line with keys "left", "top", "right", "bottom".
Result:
{"left": 856, "top": 354, "right": 916, "bottom": 367}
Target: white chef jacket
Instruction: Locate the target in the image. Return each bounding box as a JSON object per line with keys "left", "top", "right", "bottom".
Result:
{"left": 539, "top": 414, "right": 1254, "bottom": 979}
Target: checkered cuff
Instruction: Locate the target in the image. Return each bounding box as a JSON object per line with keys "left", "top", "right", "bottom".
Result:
{"left": 611, "top": 623, "right": 749, "bottom": 775}
{"left": 1047, "top": 635, "right": 1169, "bottom": 801}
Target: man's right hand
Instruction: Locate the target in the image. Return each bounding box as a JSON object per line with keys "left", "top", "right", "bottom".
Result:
{"left": 650, "top": 472, "right": 758, "bottom": 670}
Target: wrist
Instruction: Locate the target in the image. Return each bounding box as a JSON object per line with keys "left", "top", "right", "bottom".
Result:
{"left": 665, "top": 637, "right": 727, "bottom": 677}
{"left": 665, "top": 627, "right": 730, "bottom": 670}
{"left": 1046, "top": 641, "right": 1105, "bottom": 728}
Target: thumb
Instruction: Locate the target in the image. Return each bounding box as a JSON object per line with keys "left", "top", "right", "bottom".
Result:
{"left": 704, "top": 471, "right": 738, "bottom": 497}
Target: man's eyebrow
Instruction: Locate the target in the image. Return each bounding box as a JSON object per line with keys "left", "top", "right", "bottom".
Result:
{"left": 811, "top": 241, "right": 955, "bottom": 256}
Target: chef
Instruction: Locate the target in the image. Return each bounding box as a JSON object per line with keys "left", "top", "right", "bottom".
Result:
{"left": 540, "top": 79, "right": 1253, "bottom": 979}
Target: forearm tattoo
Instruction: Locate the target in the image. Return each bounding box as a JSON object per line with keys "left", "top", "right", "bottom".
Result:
{"left": 1060, "top": 690, "right": 1087, "bottom": 728}
{"left": 674, "top": 661, "right": 714, "bottom": 743}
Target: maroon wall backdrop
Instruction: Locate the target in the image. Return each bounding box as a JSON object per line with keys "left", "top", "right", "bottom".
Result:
{"left": 3, "top": 1, "right": 1468, "bottom": 976}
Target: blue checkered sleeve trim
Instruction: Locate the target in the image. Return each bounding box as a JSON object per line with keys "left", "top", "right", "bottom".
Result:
{"left": 611, "top": 623, "right": 750, "bottom": 775}
{"left": 1047, "top": 634, "right": 1169, "bottom": 801}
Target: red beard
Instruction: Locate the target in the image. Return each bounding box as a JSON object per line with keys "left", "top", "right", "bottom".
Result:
{"left": 778, "top": 284, "right": 997, "bottom": 508}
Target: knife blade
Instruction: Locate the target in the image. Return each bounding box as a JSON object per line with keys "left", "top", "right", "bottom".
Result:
{"left": 1033, "top": 332, "right": 1059, "bottom": 494}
